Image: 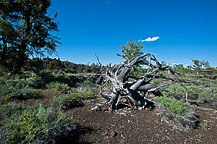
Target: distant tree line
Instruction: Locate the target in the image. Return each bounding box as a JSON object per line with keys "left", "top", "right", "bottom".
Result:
{"left": 164, "top": 59, "right": 217, "bottom": 76}
{"left": 23, "top": 57, "right": 102, "bottom": 74}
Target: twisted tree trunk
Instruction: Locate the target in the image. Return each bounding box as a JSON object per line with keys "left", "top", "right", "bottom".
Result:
{"left": 92, "top": 53, "right": 191, "bottom": 111}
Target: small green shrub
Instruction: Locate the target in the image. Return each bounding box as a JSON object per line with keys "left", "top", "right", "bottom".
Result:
{"left": 40, "top": 70, "right": 55, "bottom": 83}
{"left": 0, "top": 103, "right": 76, "bottom": 144}
{"left": 199, "top": 120, "right": 208, "bottom": 130}
{"left": 164, "top": 84, "right": 217, "bottom": 102}
{"left": 155, "top": 96, "right": 189, "bottom": 114}
{"left": 175, "top": 114, "right": 183, "bottom": 121}
{"left": 0, "top": 76, "right": 43, "bottom": 100}
{"left": 155, "top": 96, "right": 198, "bottom": 130}
{"left": 150, "top": 78, "right": 164, "bottom": 84}
{"left": 187, "top": 85, "right": 203, "bottom": 94}
{"left": 81, "top": 88, "right": 99, "bottom": 100}
{"left": 83, "top": 80, "right": 92, "bottom": 86}
{"left": 198, "top": 91, "right": 213, "bottom": 103}
{"left": 41, "top": 71, "right": 78, "bottom": 87}
{"left": 51, "top": 88, "right": 98, "bottom": 110}
{"left": 51, "top": 93, "right": 79, "bottom": 110}
{"left": 4, "top": 88, "right": 40, "bottom": 101}
{"left": 54, "top": 73, "right": 78, "bottom": 87}
{"left": 0, "top": 103, "right": 26, "bottom": 120}
{"left": 163, "top": 84, "right": 185, "bottom": 97}
{"left": 5, "top": 77, "right": 40, "bottom": 89}
{"left": 186, "top": 85, "right": 217, "bottom": 102}
{"left": 195, "top": 133, "right": 204, "bottom": 139}
{"left": 0, "top": 84, "right": 11, "bottom": 96}
{"left": 47, "top": 82, "right": 71, "bottom": 93}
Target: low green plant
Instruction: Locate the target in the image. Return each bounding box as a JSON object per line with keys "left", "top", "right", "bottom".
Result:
{"left": 186, "top": 86, "right": 197, "bottom": 94}
{"left": 163, "top": 84, "right": 185, "bottom": 97}
{"left": 51, "top": 93, "right": 79, "bottom": 110}
{"left": 0, "top": 84, "right": 11, "bottom": 96}
{"left": 195, "top": 133, "right": 204, "bottom": 139}
{"left": 187, "top": 85, "right": 203, "bottom": 94}
{"left": 83, "top": 80, "right": 92, "bottom": 86}
{"left": 0, "top": 103, "right": 26, "bottom": 120}
{"left": 81, "top": 88, "right": 99, "bottom": 100}
{"left": 164, "top": 83, "right": 217, "bottom": 102}
{"left": 47, "top": 82, "right": 71, "bottom": 93}
{"left": 150, "top": 78, "right": 164, "bottom": 84}
{"left": 5, "top": 77, "right": 40, "bottom": 89}
{"left": 199, "top": 120, "right": 208, "bottom": 130}
{"left": 155, "top": 96, "right": 198, "bottom": 130}
{"left": 3, "top": 88, "right": 40, "bottom": 101}
{"left": 0, "top": 103, "right": 76, "bottom": 144}
{"left": 51, "top": 88, "right": 99, "bottom": 110}
{"left": 198, "top": 91, "right": 213, "bottom": 103}
{"left": 155, "top": 96, "right": 189, "bottom": 114}
{"left": 40, "top": 71, "right": 79, "bottom": 87}
{"left": 54, "top": 73, "right": 78, "bottom": 87}
{"left": 175, "top": 114, "right": 183, "bottom": 121}
{"left": 0, "top": 75, "right": 42, "bottom": 101}
{"left": 186, "top": 85, "right": 217, "bottom": 103}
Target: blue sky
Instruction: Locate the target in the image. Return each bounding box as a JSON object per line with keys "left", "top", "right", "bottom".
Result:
{"left": 48, "top": 0, "right": 217, "bottom": 67}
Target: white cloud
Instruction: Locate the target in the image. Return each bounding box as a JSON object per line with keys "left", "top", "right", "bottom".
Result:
{"left": 141, "top": 36, "right": 160, "bottom": 42}
{"left": 184, "top": 64, "right": 190, "bottom": 67}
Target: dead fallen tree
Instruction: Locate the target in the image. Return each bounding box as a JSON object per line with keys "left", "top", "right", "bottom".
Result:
{"left": 92, "top": 53, "right": 193, "bottom": 111}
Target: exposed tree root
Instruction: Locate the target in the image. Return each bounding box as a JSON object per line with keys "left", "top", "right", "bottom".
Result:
{"left": 93, "top": 53, "right": 193, "bottom": 111}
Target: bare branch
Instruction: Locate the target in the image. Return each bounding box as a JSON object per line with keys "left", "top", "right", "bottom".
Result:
{"left": 91, "top": 53, "right": 191, "bottom": 111}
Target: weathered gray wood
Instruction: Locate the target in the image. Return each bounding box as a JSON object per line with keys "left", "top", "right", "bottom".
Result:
{"left": 93, "top": 53, "right": 190, "bottom": 111}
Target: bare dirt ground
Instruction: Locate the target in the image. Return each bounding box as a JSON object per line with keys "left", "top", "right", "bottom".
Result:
{"left": 69, "top": 101, "right": 217, "bottom": 144}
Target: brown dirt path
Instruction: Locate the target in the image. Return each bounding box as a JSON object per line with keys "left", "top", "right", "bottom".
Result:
{"left": 69, "top": 102, "right": 217, "bottom": 144}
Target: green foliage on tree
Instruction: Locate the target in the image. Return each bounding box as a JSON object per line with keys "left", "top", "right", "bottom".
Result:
{"left": 116, "top": 40, "right": 144, "bottom": 76}
{"left": 0, "top": 0, "right": 19, "bottom": 69}
{"left": 192, "top": 59, "right": 202, "bottom": 75}
{"left": 116, "top": 40, "right": 144, "bottom": 62}
{"left": 192, "top": 59, "right": 210, "bottom": 75}
{"left": 0, "top": 0, "right": 60, "bottom": 73}
{"left": 173, "top": 64, "right": 190, "bottom": 74}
